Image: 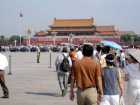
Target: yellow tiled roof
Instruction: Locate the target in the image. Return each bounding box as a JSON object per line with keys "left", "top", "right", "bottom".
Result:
{"left": 51, "top": 18, "right": 94, "bottom": 27}
{"left": 48, "top": 28, "right": 94, "bottom": 32}
{"left": 96, "top": 26, "right": 115, "bottom": 32}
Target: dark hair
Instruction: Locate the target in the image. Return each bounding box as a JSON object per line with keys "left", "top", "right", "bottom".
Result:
{"left": 105, "top": 54, "right": 115, "bottom": 66}
{"left": 78, "top": 47, "right": 82, "bottom": 51}
{"left": 96, "top": 45, "right": 101, "bottom": 52}
{"left": 70, "top": 47, "right": 75, "bottom": 52}
{"left": 101, "top": 46, "right": 109, "bottom": 54}
{"left": 62, "top": 47, "right": 67, "bottom": 53}
{"left": 82, "top": 44, "right": 93, "bottom": 57}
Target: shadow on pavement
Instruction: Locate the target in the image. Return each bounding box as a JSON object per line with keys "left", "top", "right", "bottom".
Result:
{"left": 25, "top": 92, "right": 61, "bottom": 97}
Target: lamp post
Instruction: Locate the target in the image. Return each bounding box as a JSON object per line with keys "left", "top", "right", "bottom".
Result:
{"left": 51, "top": 31, "right": 57, "bottom": 46}
{"left": 27, "top": 28, "right": 31, "bottom": 46}
{"left": 131, "top": 35, "right": 135, "bottom": 48}
{"left": 14, "top": 40, "right": 17, "bottom": 47}
{"left": 19, "top": 11, "right": 24, "bottom": 46}
{"left": 69, "top": 33, "right": 74, "bottom": 47}
{"left": 19, "top": 35, "right": 22, "bottom": 46}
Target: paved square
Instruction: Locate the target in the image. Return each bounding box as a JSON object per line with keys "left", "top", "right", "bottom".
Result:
{"left": 0, "top": 52, "right": 76, "bottom": 105}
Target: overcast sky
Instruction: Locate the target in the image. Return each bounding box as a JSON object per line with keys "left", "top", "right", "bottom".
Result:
{"left": 0, "top": 0, "right": 140, "bottom": 36}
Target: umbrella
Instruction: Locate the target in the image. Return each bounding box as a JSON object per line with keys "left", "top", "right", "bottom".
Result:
{"left": 0, "top": 53, "right": 8, "bottom": 70}
{"left": 100, "top": 40, "right": 122, "bottom": 50}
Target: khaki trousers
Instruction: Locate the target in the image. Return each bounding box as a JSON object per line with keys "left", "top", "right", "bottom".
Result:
{"left": 77, "top": 87, "right": 97, "bottom": 105}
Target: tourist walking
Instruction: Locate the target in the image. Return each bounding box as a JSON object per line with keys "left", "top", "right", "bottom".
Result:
{"left": 0, "top": 53, "right": 9, "bottom": 98}
{"left": 55, "top": 47, "right": 72, "bottom": 96}
{"left": 68, "top": 47, "right": 78, "bottom": 84}
{"left": 124, "top": 49, "right": 140, "bottom": 105}
{"left": 120, "top": 50, "right": 126, "bottom": 68}
{"left": 70, "top": 44, "right": 103, "bottom": 105}
{"left": 99, "top": 54, "right": 123, "bottom": 105}
{"left": 36, "top": 45, "right": 41, "bottom": 63}
{"left": 69, "top": 47, "right": 77, "bottom": 62}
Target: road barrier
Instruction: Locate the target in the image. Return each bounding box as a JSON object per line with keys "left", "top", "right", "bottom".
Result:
{"left": 8, "top": 55, "right": 12, "bottom": 75}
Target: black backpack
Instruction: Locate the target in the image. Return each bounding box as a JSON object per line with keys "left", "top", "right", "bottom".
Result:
{"left": 60, "top": 54, "right": 70, "bottom": 72}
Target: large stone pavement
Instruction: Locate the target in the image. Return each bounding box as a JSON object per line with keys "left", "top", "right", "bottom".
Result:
{"left": 0, "top": 52, "right": 76, "bottom": 105}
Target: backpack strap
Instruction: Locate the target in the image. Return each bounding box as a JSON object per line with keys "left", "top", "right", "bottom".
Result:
{"left": 62, "top": 53, "right": 69, "bottom": 58}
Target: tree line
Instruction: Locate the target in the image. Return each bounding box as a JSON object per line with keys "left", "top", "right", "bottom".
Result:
{"left": 0, "top": 35, "right": 24, "bottom": 46}
{"left": 0, "top": 34, "right": 140, "bottom": 46}
{"left": 120, "top": 34, "right": 140, "bottom": 45}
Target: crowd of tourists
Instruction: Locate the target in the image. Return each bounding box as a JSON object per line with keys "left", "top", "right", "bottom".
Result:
{"left": 55, "top": 43, "right": 140, "bottom": 105}
{"left": 0, "top": 43, "right": 140, "bottom": 105}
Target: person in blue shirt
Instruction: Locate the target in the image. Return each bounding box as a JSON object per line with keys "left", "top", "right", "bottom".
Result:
{"left": 100, "top": 54, "right": 123, "bottom": 105}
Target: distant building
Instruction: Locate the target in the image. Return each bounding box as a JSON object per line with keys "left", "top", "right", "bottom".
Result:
{"left": 34, "top": 31, "right": 48, "bottom": 37}
{"left": 47, "top": 18, "right": 95, "bottom": 36}
{"left": 96, "top": 26, "right": 116, "bottom": 36}
{"left": 28, "top": 18, "right": 134, "bottom": 45}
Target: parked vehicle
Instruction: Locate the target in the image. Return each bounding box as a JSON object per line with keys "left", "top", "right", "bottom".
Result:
{"left": 40, "top": 46, "right": 49, "bottom": 52}
{"left": 19, "top": 46, "right": 30, "bottom": 52}
{"left": 30, "top": 46, "right": 38, "bottom": 52}
{"left": 9, "top": 47, "right": 19, "bottom": 52}
{"left": 51, "top": 46, "right": 61, "bottom": 52}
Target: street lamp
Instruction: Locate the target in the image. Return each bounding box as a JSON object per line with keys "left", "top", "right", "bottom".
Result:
{"left": 69, "top": 33, "right": 74, "bottom": 46}
{"left": 131, "top": 35, "right": 135, "bottom": 48}
{"left": 19, "top": 35, "right": 22, "bottom": 46}
{"left": 14, "top": 40, "right": 17, "bottom": 47}
{"left": 27, "top": 29, "right": 32, "bottom": 46}
{"left": 51, "top": 31, "right": 57, "bottom": 46}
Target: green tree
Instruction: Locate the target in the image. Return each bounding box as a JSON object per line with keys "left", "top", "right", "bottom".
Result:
{"left": 9, "top": 35, "right": 24, "bottom": 45}
{"left": 0, "top": 35, "right": 5, "bottom": 45}
{"left": 120, "top": 34, "right": 132, "bottom": 42}
{"left": 0, "top": 35, "right": 8, "bottom": 45}
{"left": 134, "top": 35, "right": 140, "bottom": 41}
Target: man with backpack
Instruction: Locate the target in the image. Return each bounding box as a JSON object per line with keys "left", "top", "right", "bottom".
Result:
{"left": 55, "top": 47, "right": 72, "bottom": 96}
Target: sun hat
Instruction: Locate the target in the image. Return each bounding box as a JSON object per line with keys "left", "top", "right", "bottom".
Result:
{"left": 126, "top": 49, "right": 140, "bottom": 63}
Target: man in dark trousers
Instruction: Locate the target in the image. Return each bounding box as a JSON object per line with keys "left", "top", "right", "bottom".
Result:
{"left": 0, "top": 53, "right": 9, "bottom": 98}
{"left": 70, "top": 44, "right": 103, "bottom": 105}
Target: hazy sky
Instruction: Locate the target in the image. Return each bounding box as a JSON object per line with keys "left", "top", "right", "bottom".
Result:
{"left": 0, "top": 0, "right": 140, "bottom": 36}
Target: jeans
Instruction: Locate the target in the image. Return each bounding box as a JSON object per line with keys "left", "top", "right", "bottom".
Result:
{"left": 57, "top": 71, "right": 69, "bottom": 93}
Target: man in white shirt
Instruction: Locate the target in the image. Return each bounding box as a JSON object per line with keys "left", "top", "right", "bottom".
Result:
{"left": 0, "top": 53, "right": 9, "bottom": 98}
{"left": 120, "top": 50, "right": 126, "bottom": 68}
